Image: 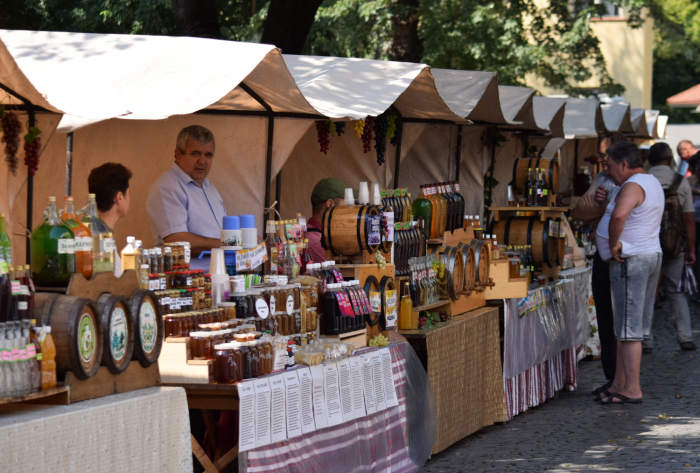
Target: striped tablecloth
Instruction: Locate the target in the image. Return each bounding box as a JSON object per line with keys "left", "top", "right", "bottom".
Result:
{"left": 241, "top": 342, "right": 420, "bottom": 473}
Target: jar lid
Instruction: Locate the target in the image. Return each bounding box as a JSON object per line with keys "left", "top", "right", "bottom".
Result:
{"left": 294, "top": 283, "right": 301, "bottom": 288}
{"left": 214, "top": 343, "right": 233, "bottom": 350}
{"left": 230, "top": 292, "right": 247, "bottom": 297}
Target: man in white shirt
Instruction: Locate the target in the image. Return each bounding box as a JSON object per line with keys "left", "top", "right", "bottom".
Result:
{"left": 595, "top": 141, "right": 664, "bottom": 404}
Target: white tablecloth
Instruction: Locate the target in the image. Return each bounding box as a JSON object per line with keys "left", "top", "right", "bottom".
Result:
{"left": 559, "top": 266, "right": 600, "bottom": 357}
{"left": 0, "top": 387, "right": 192, "bottom": 472}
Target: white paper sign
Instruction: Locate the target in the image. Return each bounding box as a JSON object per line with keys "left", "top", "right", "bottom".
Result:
{"left": 310, "top": 365, "right": 328, "bottom": 430}
{"left": 286, "top": 295, "right": 294, "bottom": 315}
{"left": 283, "top": 371, "right": 303, "bottom": 439}
{"left": 255, "top": 299, "right": 269, "bottom": 319}
{"left": 361, "top": 355, "right": 377, "bottom": 415}
{"left": 323, "top": 362, "right": 344, "bottom": 426}
{"left": 57, "top": 239, "right": 76, "bottom": 254}
{"left": 273, "top": 349, "right": 287, "bottom": 372}
{"left": 371, "top": 351, "right": 387, "bottom": 411}
{"left": 253, "top": 379, "right": 272, "bottom": 448}
{"left": 269, "top": 375, "right": 287, "bottom": 443}
{"left": 238, "top": 382, "right": 257, "bottom": 453}
{"left": 379, "top": 348, "right": 399, "bottom": 408}
{"left": 297, "top": 367, "right": 316, "bottom": 434}
{"left": 236, "top": 242, "right": 268, "bottom": 271}
{"left": 349, "top": 356, "right": 367, "bottom": 419}
{"left": 336, "top": 358, "right": 355, "bottom": 422}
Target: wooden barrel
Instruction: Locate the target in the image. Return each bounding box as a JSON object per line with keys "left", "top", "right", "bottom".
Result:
{"left": 33, "top": 293, "right": 103, "bottom": 380}
{"left": 375, "top": 205, "right": 394, "bottom": 254}
{"left": 456, "top": 243, "right": 476, "bottom": 294}
{"left": 96, "top": 293, "right": 135, "bottom": 374}
{"left": 554, "top": 218, "right": 566, "bottom": 266}
{"left": 444, "top": 246, "right": 465, "bottom": 301}
{"left": 322, "top": 205, "right": 381, "bottom": 256}
{"left": 128, "top": 289, "right": 163, "bottom": 368}
{"left": 468, "top": 240, "right": 491, "bottom": 284}
{"left": 363, "top": 276, "right": 382, "bottom": 328}
{"left": 511, "top": 157, "right": 560, "bottom": 194}
{"left": 490, "top": 217, "right": 557, "bottom": 268}
{"left": 379, "top": 276, "right": 398, "bottom": 331}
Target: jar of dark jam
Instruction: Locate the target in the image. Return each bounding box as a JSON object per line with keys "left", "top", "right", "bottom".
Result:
{"left": 213, "top": 343, "right": 235, "bottom": 384}
{"left": 190, "top": 332, "right": 211, "bottom": 360}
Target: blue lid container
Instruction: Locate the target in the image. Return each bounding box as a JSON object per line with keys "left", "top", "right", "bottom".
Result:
{"left": 223, "top": 216, "right": 241, "bottom": 230}
{"left": 239, "top": 214, "right": 255, "bottom": 229}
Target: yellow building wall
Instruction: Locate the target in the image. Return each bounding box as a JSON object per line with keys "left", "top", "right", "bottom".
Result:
{"left": 526, "top": 15, "right": 653, "bottom": 109}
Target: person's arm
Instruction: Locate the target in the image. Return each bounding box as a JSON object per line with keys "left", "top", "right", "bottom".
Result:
{"left": 572, "top": 192, "right": 605, "bottom": 223}
{"left": 683, "top": 212, "right": 696, "bottom": 265}
{"left": 608, "top": 183, "right": 645, "bottom": 262}
{"left": 164, "top": 232, "right": 220, "bottom": 255}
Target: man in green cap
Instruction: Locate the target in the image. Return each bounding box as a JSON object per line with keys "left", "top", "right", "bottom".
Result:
{"left": 306, "top": 178, "right": 355, "bottom": 262}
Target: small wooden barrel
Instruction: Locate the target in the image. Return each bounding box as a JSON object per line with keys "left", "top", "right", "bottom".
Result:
{"left": 96, "top": 293, "right": 135, "bottom": 374}
{"left": 375, "top": 205, "right": 394, "bottom": 254}
{"left": 554, "top": 218, "right": 566, "bottom": 266}
{"left": 34, "top": 293, "right": 103, "bottom": 380}
{"left": 468, "top": 240, "right": 491, "bottom": 284}
{"left": 379, "top": 276, "right": 398, "bottom": 331}
{"left": 364, "top": 276, "right": 382, "bottom": 328}
{"left": 444, "top": 246, "right": 465, "bottom": 301}
{"left": 512, "top": 157, "right": 560, "bottom": 194}
{"left": 322, "top": 205, "right": 381, "bottom": 256}
{"left": 128, "top": 289, "right": 163, "bottom": 368}
{"left": 456, "top": 243, "right": 476, "bottom": 294}
{"left": 491, "top": 217, "right": 557, "bottom": 268}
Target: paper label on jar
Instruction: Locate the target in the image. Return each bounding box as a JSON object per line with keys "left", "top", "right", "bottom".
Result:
{"left": 19, "top": 348, "right": 28, "bottom": 360}
{"left": 269, "top": 296, "right": 276, "bottom": 314}
{"left": 74, "top": 236, "right": 94, "bottom": 252}
{"left": 286, "top": 294, "right": 294, "bottom": 315}
{"left": 186, "top": 277, "right": 192, "bottom": 286}
{"left": 18, "top": 301, "right": 28, "bottom": 310}
{"left": 101, "top": 237, "right": 116, "bottom": 253}
{"left": 292, "top": 224, "right": 302, "bottom": 240}
{"left": 159, "top": 277, "right": 166, "bottom": 290}
{"left": 110, "top": 307, "right": 128, "bottom": 362}
{"left": 79, "top": 312, "right": 96, "bottom": 363}
{"left": 11, "top": 348, "right": 20, "bottom": 361}
{"left": 255, "top": 298, "right": 270, "bottom": 319}
{"left": 186, "top": 297, "right": 193, "bottom": 306}
{"left": 57, "top": 238, "right": 76, "bottom": 254}
{"left": 369, "top": 291, "right": 381, "bottom": 313}
{"left": 139, "top": 300, "right": 158, "bottom": 354}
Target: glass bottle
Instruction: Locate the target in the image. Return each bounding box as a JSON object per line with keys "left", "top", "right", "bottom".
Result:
{"left": 121, "top": 236, "right": 138, "bottom": 272}
{"left": 0, "top": 213, "right": 12, "bottom": 266}
{"left": 412, "top": 186, "right": 433, "bottom": 241}
{"left": 80, "top": 194, "right": 114, "bottom": 274}
{"left": 526, "top": 167, "right": 537, "bottom": 207}
{"left": 163, "top": 245, "right": 173, "bottom": 272}
{"left": 30, "top": 197, "right": 76, "bottom": 287}
{"left": 439, "top": 183, "right": 455, "bottom": 232}
{"left": 265, "top": 220, "right": 280, "bottom": 275}
{"left": 402, "top": 188, "right": 412, "bottom": 222}
{"left": 431, "top": 183, "right": 447, "bottom": 237}
{"left": 399, "top": 284, "right": 413, "bottom": 330}
{"left": 539, "top": 168, "right": 549, "bottom": 207}
{"left": 39, "top": 326, "right": 57, "bottom": 390}
{"left": 61, "top": 196, "right": 93, "bottom": 280}
{"left": 19, "top": 266, "right": 34, "bottom": 322}
{"left": 451, "top": 182, "right": 466, "bottom": 230}
{"left": 323, "top": 283, "right": 339, "bottom": 335}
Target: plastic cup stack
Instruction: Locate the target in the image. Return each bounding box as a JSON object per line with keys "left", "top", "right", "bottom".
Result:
{"left": 372, "top": 182, "right": 382, "bottom": 206}
{"left": 358, "top": 181, "right": 370, "bottom": 205}
{"left": 344, "top": 188, "right": 355, "bottom": 206}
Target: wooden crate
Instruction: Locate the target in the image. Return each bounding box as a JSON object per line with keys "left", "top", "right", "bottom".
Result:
{"left": 336, "top": 263, "right": 395, "bottom": 286}
{"left": 323, "top": 328, "right": 368, "bottom": 349}
{"left": 485, "top": 259, "right": 529, "bottom": 300}
{"left": 158, "top": 337, "right": 213, "bottom": 384}
{"left": 64, "top": 361, "right": 160, "bottom": 403}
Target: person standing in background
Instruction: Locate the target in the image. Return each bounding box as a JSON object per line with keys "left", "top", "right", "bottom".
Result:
{"left": 306, "top": 178, "right": 356, "bottom": 264}
{"left": 677, "top": 140, "right": 699, "bottom": 177}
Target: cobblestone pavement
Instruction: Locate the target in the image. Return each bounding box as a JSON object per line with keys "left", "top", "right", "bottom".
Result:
{"left": 421, "top": 296, "right": 700, "bottom": 473}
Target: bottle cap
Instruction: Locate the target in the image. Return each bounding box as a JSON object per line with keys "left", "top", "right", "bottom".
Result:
{"left": 127, "top": 236, "right": 135, "bottom": 243}
{"left": 223, "top": 215, "right": 241, "bottom": 230}
{"left": 155, "top": 248, "right": 162, "bottom": 255}
{"left": 65, "top": 196, "right": 73, "bottom": 201}
{"left": 141, "top": 264, "right": 149, "bottom": 269}
{"left": 239, "top": 214, "right": 256, "bottom": 229}
{"left": 88, "top": 193, "right": 96, "bottom": 198}
{"left": 48, "top": 196, "right": 56, "bottom": 202}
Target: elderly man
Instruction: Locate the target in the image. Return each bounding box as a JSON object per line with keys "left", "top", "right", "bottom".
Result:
{"left": 677, "top": 140, "right": 698, "bottom": 177}
{"left": 147, "top": 125, "right": 226, "bottom": 254}
{"left": 595, "top": 141, "right": 664, "bottom": 404}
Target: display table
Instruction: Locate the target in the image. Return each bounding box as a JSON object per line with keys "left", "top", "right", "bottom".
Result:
{"left": 502, "top": 280, "right": 588, "bottom": 419}
{"left": 400, "top": 307, "right": 506, "bottom": 454}
{"left": 240, "top": 342, "right": 435, "bottom": 473}
{"left": 559, "top": 266, "right": 600, "bottom": 357}
{"left": 0, "top": 387, "right": 192, "bottom": 472}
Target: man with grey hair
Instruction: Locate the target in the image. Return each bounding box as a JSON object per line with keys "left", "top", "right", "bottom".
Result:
{"left": 147, "top": 125, "right": 226, "bottom": 254}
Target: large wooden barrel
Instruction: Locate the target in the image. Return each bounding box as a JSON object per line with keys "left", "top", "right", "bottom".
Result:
{"left": 456, "top": 243, "right": 476, "bottom": 294}
{"left": 34, "top": 293, "right": 103, "bottom": 380}
{"left": 322, "top": 205, "right": 381, "bottom": 256}
{"left": 128, "top": 289, "right": 163, "bottom": 368}
{"left": 490, "top": 217, "right": 557, "bottom": 268}
{"left": 512, "top": 157, "right": 560, "bottom": 194}
{"left": 468, "top": 240, "right": 491, "bottom": 284}
{"left": 96, "top": 293, "right": 135, "bottom": 374}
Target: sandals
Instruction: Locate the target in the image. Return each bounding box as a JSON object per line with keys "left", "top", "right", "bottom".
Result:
{"left": 600, "top": 393, "right": 643, "bottom": 405}
{"left": 594, "top": 389, "right": 613, "bottom": 402}
{"left": 591, "top": 381, "right": 613, "bottom": 395}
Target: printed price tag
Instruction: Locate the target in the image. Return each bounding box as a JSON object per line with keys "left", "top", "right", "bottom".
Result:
{"left": 100, "top": 238, "right": 116, "bottom": 253}
{"left": 236, "top": 243, "right": 268, "bottom": 271}
{"left": 74, "top": 236, "right": 93, "bottom": 251}
{"left": 286, "top": 295, "right": 294, "bottom": 315}
{"left": 57, "top": 239, "right": 76, "bottom": 254}
{"left": 255, "top": 299, "right": 270, "bottom": 319}
{"left": 369, "top": 291, "right": 381, "bottom": 313}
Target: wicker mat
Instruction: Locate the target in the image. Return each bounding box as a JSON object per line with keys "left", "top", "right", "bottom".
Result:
{"left": 425, "top": 307, "right": 507, "bottom": 454}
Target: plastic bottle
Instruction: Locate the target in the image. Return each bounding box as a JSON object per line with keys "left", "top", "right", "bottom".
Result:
{"left": 29, "top": 321, "right": 42, "bottom": 393}
{"left": 39, "top": 326, "right": 57, "bottom": 390}
{"left": 121, "top": 236, "right": 138, "bottom": 271}
{"left": 61, "top": 196, "right": 93, "bottom": 279}
{"left": 81, "top": 194, "right": 115, "bottom": 274}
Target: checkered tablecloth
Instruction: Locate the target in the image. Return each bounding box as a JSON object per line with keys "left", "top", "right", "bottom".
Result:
{"left": 241, "top": 343, "right": 420, "bottom": 473}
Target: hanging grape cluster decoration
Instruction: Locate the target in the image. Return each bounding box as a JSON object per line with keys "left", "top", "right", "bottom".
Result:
{"left": 315, "top": 119, "right": 346, "bottom": 154}
{"left": 0, "top": 106, "right": 42, "bottom": 176}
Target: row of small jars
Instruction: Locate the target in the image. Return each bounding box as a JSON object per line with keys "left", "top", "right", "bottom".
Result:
{"left": 164, "top": 308, "right": 231, "bottom": 338}
{"left": 156, "top": 289, "right": 213, "bottom": 315}
{"left": 230, "top": 283, "right": 318, "bottom": 319}
{"left": 213, "top": 336, "right": 275, "bottom": 383}
{"left": 243, "top": 307, "right": 318, "bottom": 336}
{"left": 190, "top": 328, "right": 261, "bottom": 360}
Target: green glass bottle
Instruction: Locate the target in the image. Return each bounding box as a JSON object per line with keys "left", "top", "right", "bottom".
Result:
{"left": 412, "top": 185, "right": 433, "bottom": 240}
{"left": 0, "top": 212, "right": 11, "bottom": 266}
{"left": 30, "top": 197, "right": 76, "bottom": 287}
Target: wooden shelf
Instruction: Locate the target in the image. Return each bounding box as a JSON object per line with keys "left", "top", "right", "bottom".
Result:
{"left": 0, "top": 385, "right": 70, "bottom": 406}
{"left": 394, "top": 275, "right": 409, "bottom": 281}
{"left": 489, "top": 206, "right": 569, "bottom": 223}
{"left": 412, "top": 300, "right": 451, "bottom": 313}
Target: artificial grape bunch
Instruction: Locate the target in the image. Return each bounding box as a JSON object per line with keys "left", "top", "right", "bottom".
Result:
{"left": 335, "top": 121, "right": 346, "bottom": 136}
{"left": 374, "top": 113, "right": 388, "bottom": 165}
{"left": 390, "top": 112, "right": 403, "bottom": 147}
{"left": 354, "top": 119, "right": 365, "bottom": 139}
{"left": 1, "top": 111, "right": 21, "bottom": 176}
{"left": 418, "top": 316, "right": 427, "bottom": 328}
{"left": 24, "top": 136, "right": 41, "bottom": 177}
{"left": 315, "top": 120, "right": 331, "bottom": 154}
{"left": 375, "top": 250, "right": 387, "bottom": 270}
{"left": 387, "top": 114, "right": 396, "bottom": 141}
{"left": 361, "top": 116, "right": 375, "bottom": 153}
{"left": 368, "top": 334, "right": 389, "bottom": 347}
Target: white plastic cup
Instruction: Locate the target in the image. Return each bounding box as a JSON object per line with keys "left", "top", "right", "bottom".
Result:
{"left": 372, "top": 182, "right": 381, "bottom": 205}
{"left": 209, "top": 248, "right": 227, "bottom": 275}
{"left": 344, "top": 188, "right": 355, "bottom": 206}
{"left": 358, "top": 181, "right": 369, "bottom": 204}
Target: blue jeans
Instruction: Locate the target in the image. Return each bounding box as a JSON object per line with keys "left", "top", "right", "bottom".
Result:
{"left": 609, "top": 253, "right": 662, "bottom": 342}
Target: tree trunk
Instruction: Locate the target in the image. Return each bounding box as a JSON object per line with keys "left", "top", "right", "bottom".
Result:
{"left": 389, "top": 0, "right": 423, "bottom": 63}
{"left": 260, "top": 0, "right": 324, "bottom": 54}
{"left": 172, "top": 0, "right": 221, "bottom": 39}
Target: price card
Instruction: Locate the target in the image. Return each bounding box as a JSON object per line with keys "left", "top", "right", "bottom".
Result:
{"left": 296, "top": 367, "right": 316, "bottom": 434}
{"left": 361, "top": 355, "right": 377, "bottom": 415}
{"left": 310, "top": 365, "right": 328, "bottom": 430}
{"left": 336, "top": 358, "right": 354, "bottom": 422}
{"left": 369, "top": 291, "right": 381, "bottom": 313}
{"left": 370, "top": 351, "right": 387, "bottom": 411}
{"left": 269, "top": 375, "right": 287, "bottom": 443}
{"left": 323, "top": 362, "right": 344, "bottom": 426}
{"left": 379, "top": 348, "right": 399, "bottom": 408}
{"left": 284, "top": 371, "right": 303, "bottom": 439}
{"left": 236, "top": 242, "right": 268, "bottom": 271}
{"left": 384, "top": 290, "right": 397, "bottom": 328}
{"left": 349, "top": 356, "right": 367, "bottom": 419}
{"left": 238, "top": 382, "right": 257, "bottom": 453}
{"left": 253, "top": 379, "right": 272, "bottom": 448}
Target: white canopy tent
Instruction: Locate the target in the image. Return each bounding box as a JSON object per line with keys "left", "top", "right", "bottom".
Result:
{"left": 532, "top": 97, "right": 567, "bottom": 139}
{"left": 630, "top": 107, "right": 652, "bottom": 139}
{"left": 600, "top": 102, "right": 634, "bottom": 133}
